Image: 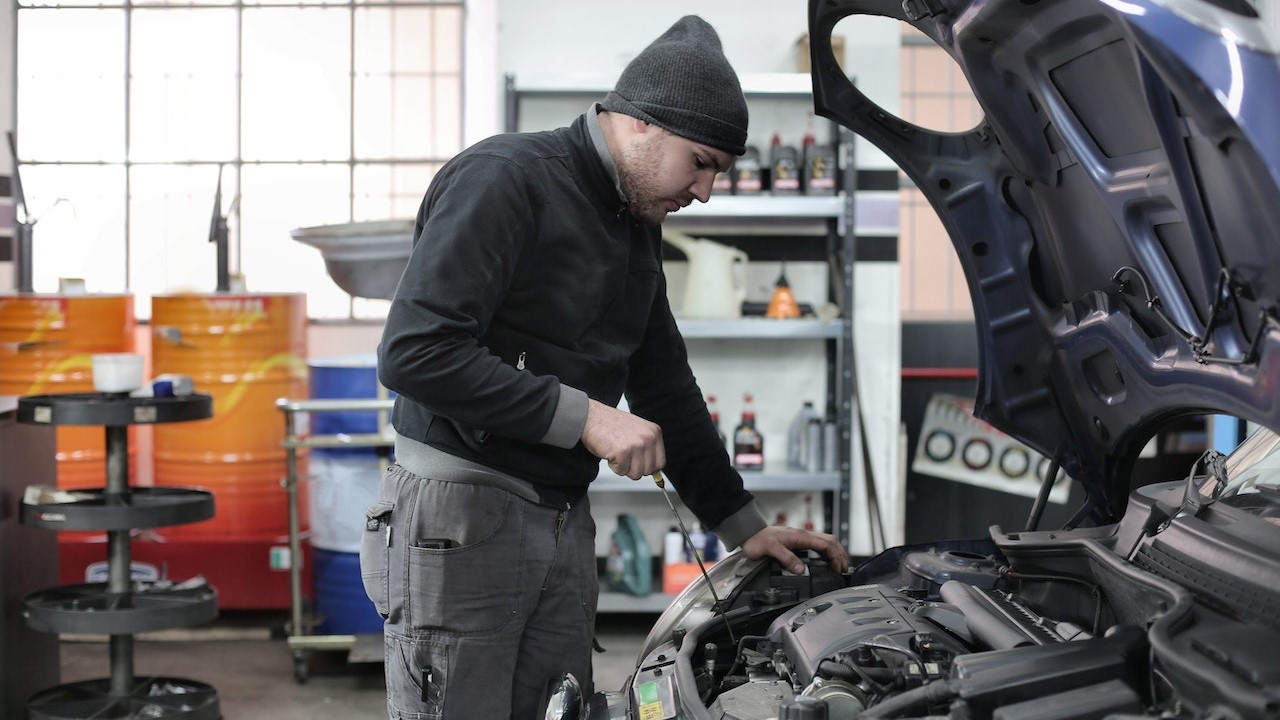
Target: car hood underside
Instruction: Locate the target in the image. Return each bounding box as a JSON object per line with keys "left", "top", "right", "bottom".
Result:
{"left": 810, "top": 0, "right": 1280, "bottom": 519}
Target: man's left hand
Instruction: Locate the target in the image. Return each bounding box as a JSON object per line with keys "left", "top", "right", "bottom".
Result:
{"left": 740, "top": 526, "right": 849, "bottom": 575}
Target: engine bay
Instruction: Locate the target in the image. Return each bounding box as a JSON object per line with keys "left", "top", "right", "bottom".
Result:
{"left": 615, "top": 480, "right": 1280, "bottom": 719}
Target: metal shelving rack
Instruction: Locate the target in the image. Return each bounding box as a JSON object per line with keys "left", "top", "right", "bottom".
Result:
{"left": 505, "top": 72, "right": 862, "bottom": 612}
{"left": 16, "top": 392, "right": 221, "bottom": 720}
{"left": 277, "top": 396, "right": 394, "bottom": 683}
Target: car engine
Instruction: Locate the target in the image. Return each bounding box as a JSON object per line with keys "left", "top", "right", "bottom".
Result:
{"left": 617, "top": 481, "right": 1279, "bottom": 719}
{"left": 699, "top": 549, "right": 1145, "bottom": 720}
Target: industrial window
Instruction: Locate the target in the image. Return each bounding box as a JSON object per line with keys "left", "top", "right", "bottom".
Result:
{"left": 897, "top": 26, "right": 980, "bottom": 320}
{"left": 12, "top": 0, "right": 464, "bottom": 320}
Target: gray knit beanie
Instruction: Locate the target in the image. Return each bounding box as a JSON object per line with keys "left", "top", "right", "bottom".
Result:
{"left": 601, "top": 15, "right": 749, "bottom": 157}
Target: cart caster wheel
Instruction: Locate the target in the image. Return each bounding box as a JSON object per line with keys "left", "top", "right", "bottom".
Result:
{"left": 293, "top": 655, "right": 310, "bottom": 684}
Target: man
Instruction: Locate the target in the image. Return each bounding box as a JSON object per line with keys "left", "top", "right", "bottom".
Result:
{"left": 363, "top": 15, "right": 849, "bottom": 720}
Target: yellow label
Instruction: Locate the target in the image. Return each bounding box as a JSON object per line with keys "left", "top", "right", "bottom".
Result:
{"left": 637, "top": 701, "right": 666, "bottom": 720}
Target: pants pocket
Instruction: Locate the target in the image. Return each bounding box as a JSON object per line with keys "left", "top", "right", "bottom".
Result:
{"left": 406, "top": 482, "right": 524, "bottom": 634}
{"left": 385, "top": 634, "right": 449, "bottom": 720}
{"left": 360, "top": 499, "right": 395, "bottom": 618}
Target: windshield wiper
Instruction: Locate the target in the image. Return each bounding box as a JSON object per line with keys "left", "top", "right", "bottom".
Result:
{"left": 1126, "top": 449, "right": 1229, "bottom": 560}
{"left": 1175, "top": 448, "right": 1230, "bottom": 519}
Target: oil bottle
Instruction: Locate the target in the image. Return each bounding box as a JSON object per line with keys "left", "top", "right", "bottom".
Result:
{"left": 733, "top": 392, "right": 765, "bottom": 471}
{"left": 707, "top": 394, "right": 727, "bottom": 453}
{"left": 733, "top": 145, "right": 763, "bottom": 195}
{"left": 787, "top": 400, "right": 819, "bottom": 469}
{"left": 803, "top": 132, "right": 838, "bottom": 195}
{"left": 769, "top": 133, "right": 801, "bottom": 195}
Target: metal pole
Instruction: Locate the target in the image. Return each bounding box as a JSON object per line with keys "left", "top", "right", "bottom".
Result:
{"left": 105, "top": 424, "right": 134, "bottom": 697}
{"left": 7, "top": 131, "right": 34, "bottom": 293}
{"left": 284, "top": 409, "right": 304, "bottom": 642}
{"left": 14, "top": 222, "right": 33, "bottom": 293}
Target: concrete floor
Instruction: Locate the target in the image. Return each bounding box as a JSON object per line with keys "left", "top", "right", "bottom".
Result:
{"left": 57, "top": 611, "right": 652, "bottom": 719}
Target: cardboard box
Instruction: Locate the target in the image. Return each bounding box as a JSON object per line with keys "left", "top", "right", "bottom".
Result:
{"left": 796, "top": 33, "right": 846, "bottom": 74}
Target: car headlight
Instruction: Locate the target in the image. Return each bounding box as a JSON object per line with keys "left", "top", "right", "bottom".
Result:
{"left": 541, "top": 672, "right": 584, "bottom": 720}
{"left": 638, "top": 550, "right": 763, "bottom": 660}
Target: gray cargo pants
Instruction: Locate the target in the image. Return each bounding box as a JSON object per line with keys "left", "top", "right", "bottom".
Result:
{"left": 360, "top": 462, "right": 598, "bottom": 720}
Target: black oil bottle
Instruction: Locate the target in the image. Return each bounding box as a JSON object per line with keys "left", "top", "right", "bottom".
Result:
{"left": 733, "top": 392, "right": 765, "bottom": 471}
{"left": 769, "top": 133, "right": 801, "bottom": 195}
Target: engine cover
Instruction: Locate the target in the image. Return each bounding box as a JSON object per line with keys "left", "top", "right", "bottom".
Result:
{"left": 767, "top": 585, "right": 966, "bottom": 685}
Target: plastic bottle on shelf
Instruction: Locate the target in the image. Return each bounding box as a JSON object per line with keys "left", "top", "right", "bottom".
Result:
{"left": 803, "top": 494, "right": 816, "bottom": 532}
{"left": 787, "top": 401, "right": 819, "bottom": 469}
{"left": 802, "top": 116, "right": 838, "bottom": 196}
{"left": 733, "top": 393, "right": 765, "bottom": 471}
{"left": 806, "top": 416, "right": 824, "bottom": 472}
{"left": 663, "top": 526, "right": 684, "bottom": 566}
{"left": 822, "top": 419, "right": 839, "bottom": 472}
{"left": 688, "top": 523, "right": 708, "bottom": 562}
{"left": 769, "top": 132, "right": 801, "bottom": 195}
{"left": 733, "top": 145, "right": 763, "bottom": 195}
{"left": 605, "top": 514, "right": 653, "bottom": 596}
{"left": 703, "top": 530, "right": 725, "bottom": 563}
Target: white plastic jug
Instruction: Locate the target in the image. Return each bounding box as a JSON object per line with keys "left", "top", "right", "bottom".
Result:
{"left": 662, "top": 229, "right": 748, "bottom": 319}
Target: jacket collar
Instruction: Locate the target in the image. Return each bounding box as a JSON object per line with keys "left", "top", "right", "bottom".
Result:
{"left": 566, "top": 109, "right": 629, "bottom": 218}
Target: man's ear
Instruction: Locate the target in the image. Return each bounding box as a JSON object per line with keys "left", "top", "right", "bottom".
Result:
{"left": 631, "top": 117, "right": 653, "bottom": 134}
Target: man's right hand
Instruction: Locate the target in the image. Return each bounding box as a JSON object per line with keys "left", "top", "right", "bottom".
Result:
{"left": 581, "top": 399, "right": 666, "bottom": 480}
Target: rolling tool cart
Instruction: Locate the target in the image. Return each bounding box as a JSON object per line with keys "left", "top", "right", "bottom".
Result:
{"left": 16, "top": 391, "right": 220, "bottom": 719}
{"left": 277, "top": 396, "right": 393, "bottom": 683}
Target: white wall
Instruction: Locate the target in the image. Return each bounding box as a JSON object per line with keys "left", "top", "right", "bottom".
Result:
{"left": 491, "top": 0, "right": 899, "bottom": 171}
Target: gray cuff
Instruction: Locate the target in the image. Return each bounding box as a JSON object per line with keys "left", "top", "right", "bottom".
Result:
{"left": 711, "top": 500, "right": 769, "bottom": 550}
{"left": 539, "top": 384, "right": 588, "bottom": 449}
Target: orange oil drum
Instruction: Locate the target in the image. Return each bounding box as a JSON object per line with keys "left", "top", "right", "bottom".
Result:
{"left": 150, "top": 293, "right": 309, "bottom": 541}
{"left": 0, "top": 293, "right": 138, "bottom": 489}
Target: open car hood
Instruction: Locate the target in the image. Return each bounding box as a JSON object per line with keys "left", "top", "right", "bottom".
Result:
{"left": 810, "top": 0, "right": 1280, "bottom": 520}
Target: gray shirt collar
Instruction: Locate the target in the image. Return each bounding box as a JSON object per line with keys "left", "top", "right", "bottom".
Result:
{"left": 586, "top": 103, "right": 628, "bottom": 204}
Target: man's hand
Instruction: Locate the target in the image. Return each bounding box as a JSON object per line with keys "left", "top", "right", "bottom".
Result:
{"left": 580, "top": 399, "right": 666, "bottom": 480}
{"left": 740, "top": 525, "right": 849, "bottom": 575}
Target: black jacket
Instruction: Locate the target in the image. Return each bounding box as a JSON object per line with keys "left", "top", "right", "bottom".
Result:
{"left": 379, "top": 112, "right": 760, "bottom": 534}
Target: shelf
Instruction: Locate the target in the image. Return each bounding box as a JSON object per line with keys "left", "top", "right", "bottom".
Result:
{"left": 21, "top": 487, "right": 216, "bottom": 531}
{"left": 665, "top": 195, "right": 841, "bottom": 237}
{"left": 593, "top": 466, "right": 841, "bottom": 493}
{"left": 18, "top": 392, "right": 213, "bottom": 427}
{"left": 26, "top": 677, "right": 220, "bottom": 720}
{"left": 509, "top": 73, "right": 856, "bottom": 551}
{"left": 672, "top": 195, "right": 843, "bottom": 219}
{"left": 676, "top": 317, "right": 841, "bottom": 339}
{"left": 24, "top": 580, "right": 219, "bottom": 635}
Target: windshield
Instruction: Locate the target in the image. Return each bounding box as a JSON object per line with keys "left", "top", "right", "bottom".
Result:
{"left": 1219, "top": 427, "right": 1280, "bottom": 524}
{"left": 1224, "top": 427, "right": 1280, "bottom": 494}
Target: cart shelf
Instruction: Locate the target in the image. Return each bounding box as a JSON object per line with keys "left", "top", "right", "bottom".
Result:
{"left": 17, "top": 392, "right": 213, "bottom": 426}
{"left": 21, "top": 487, "right": 215, "bottom": 531}
{"left": 25, "top": 677, "right": 221, "bottom": 720}
{"left": 17, "top": 388, "right": 221, "bottom": 716}
{"left": 24, "top": 580, "right": 219, "bottom": 635}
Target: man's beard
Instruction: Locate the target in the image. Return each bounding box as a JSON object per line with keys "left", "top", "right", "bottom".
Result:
{"left": 617, "top": 132, "right": 672, "bottom": 226}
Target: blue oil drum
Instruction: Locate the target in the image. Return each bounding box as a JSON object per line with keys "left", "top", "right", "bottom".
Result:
{"left": 312, "top": 548, "right": 384, "bottom": 635}
{"left": 308, "top": 355, "right": 393, "bottom": 459}
{"left": 307, "top": 355, "right": 390, "bottom": 552}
